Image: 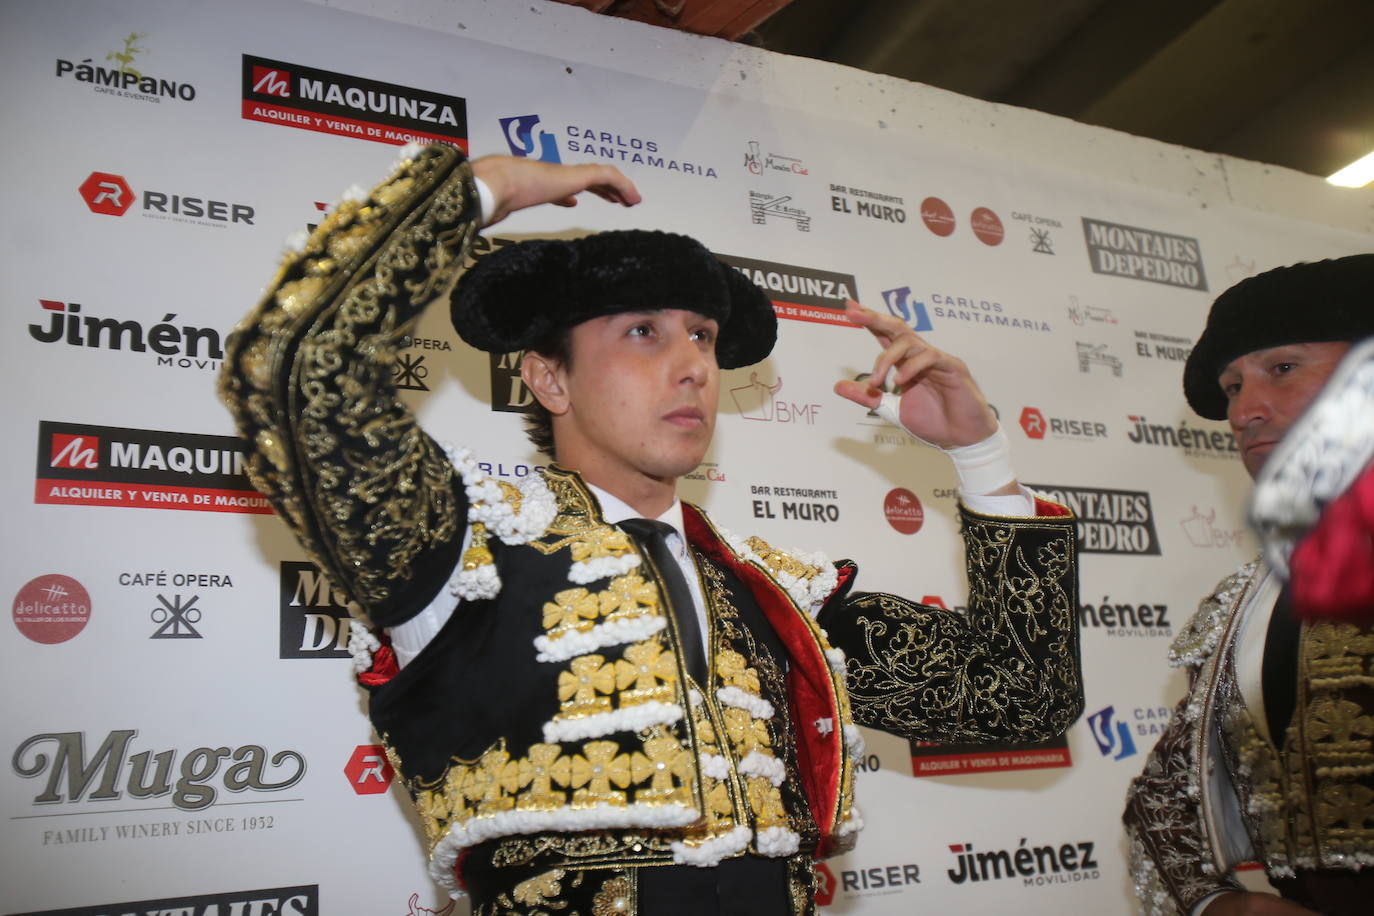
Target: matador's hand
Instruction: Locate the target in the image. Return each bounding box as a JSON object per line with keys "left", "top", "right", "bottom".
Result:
{"left": 833, "top": 300, "right": 999, "bottom": 449}
{"left": 471, "top": 155, "right": 641, "bottom": 225}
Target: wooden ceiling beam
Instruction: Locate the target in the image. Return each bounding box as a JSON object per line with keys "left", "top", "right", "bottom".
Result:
{"left": 545, "top": 0, "right": 798, "bottom": 39}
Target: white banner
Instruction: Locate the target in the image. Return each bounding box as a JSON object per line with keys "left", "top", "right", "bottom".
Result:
{"left": 3, "top": 1, "right": 1371, "bottom": 913}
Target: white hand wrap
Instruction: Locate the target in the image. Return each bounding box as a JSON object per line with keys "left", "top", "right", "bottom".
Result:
{"left": 876, "top": 393, "right": 1017, "bottom": 496}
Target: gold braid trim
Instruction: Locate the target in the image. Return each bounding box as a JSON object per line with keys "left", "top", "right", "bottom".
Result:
{"left": 219, "top": 146, "right": 478, "bottom": 621}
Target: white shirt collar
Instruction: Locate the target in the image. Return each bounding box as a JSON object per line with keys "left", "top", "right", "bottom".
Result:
{"left": 585, "top": 482, "right": 685, "bottom": 544}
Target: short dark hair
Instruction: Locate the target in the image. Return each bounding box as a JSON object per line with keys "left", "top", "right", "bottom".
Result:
{"left": 522, "top": 327, "right": 572, "bottom": 459}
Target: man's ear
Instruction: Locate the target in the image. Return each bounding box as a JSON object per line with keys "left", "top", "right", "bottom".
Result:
{"left": 521, "top": 351, "right": 570, "bottom": 415}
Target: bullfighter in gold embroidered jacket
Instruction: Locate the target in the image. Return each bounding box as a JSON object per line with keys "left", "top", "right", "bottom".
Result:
{"left": 220, "top": 145, "right": 1082, "bottom": 914}
{"left": 1123, "top": 255, "right": 1374, "bottom": 916}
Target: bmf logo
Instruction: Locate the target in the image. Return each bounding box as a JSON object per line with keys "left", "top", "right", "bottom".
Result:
{"left": 1087, "top": 705, "right": 1137, "bottom": 760}
{"left": 499, "top": 114, "right": 560, "bottom": 162}
{"left": 881, "top": 286, "right": 933, "bottom": 332}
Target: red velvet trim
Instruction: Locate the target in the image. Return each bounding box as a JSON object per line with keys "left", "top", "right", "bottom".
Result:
{"left": 834, "top": 564, "right": 856, "bottom": 593}
{"left": 1033, "top": 496, "right": 1072, "bottom": 518}
{"left": 358, "top": 644, "right": 399, "bottom": 687}
{"left": 1291, "top": 462, "right": 1374, "bottom": 621}
{"left": 682, "top": 504, "right": 843, "bottom": 839}
{"left": 454, "top": 848, "right": 471, "bottom": 891}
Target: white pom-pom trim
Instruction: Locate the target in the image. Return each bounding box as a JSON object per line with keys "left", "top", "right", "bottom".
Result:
{"left": 347, "top": 620, "right": 380, "bottom": 672}
{"left": 825, "top": 647, "right": 847, "bottom": 675}
{"left": 738, "top": 750, "right": 786, "bottom": 787}
{"left": 452, "top": 564, "right": 500, "bottom": 601}
{"left": 699, "top": 753, "right": 731, "bottom": 781}
{"left": 755, "top": 826, "right": 801, "bottom": 857}
{"left": 533, "top": 615, "right": 666, "bottom": 663}
{"left": 716, "top": 686, "right": 774, "bottom": 719}
{"left": 813, "top": 717, "right": 835, "bottom": 736}
{"left": 843, "top": 724, "right": 867, "bottom": 761}
{"left": 837, "top": 806, "right": 864, "bottom": 836}
{"left": 568, "top": 553, "right": 641, "bottom": 584}
{"left": 541, "top": 701, "right": 683, "bottom": 744}
{"left": 670, "top": 826, "right": 753, "bottom": 868}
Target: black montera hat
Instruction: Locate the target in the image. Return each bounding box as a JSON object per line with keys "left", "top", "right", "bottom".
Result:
{"left": 450, "top": 230, "right": 776, "bottom": 369}
{"left": 1183, "top": 253, "right": 1374, "bottom": 420}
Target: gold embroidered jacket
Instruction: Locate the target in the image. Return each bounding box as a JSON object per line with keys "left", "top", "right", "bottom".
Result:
{"left": 219, "top": 145, "right": 1083, "bottom": 899}
{"left": 1123, "top": 560, "right": 1374, "bottom": 915}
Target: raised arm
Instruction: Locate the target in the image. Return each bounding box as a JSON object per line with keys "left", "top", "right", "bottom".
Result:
{"left": 821, "top": 298, "right": 1081, "bottom": 743}
{"left": 218, "top": 146, "right": 638, "bottom": 626}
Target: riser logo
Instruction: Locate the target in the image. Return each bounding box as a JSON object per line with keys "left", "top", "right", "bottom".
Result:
{"left": 78, "top": 171, "right": 256, "bottom": 226}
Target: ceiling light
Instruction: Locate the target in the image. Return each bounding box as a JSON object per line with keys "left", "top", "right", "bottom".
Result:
{"left": 1326, "top": 151, "right": 1374, "bottom": 188}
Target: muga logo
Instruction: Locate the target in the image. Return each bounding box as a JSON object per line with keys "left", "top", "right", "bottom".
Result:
{"left": 12, "top": 729, "right": 306, "bottom": 811}
{"left": 241, "top": 54, "right": 468, "bottom": 148}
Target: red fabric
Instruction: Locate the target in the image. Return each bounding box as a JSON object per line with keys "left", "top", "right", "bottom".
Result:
{"left": 358, "top": 644, "right": 399, "bottom": 687}
{"left": 1033, "top": 496, "right": 1072, "bottom": 518}
{"left": 682, "top": 504, "right": 844, "bottom": 845}
{"left": 1291, "top": 462, "right": 1374, "bottom": 622}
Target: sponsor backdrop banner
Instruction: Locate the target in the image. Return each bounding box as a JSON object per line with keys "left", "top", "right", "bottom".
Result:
{"left": 2, "top": 1, "right": 1371, "bottom": 913}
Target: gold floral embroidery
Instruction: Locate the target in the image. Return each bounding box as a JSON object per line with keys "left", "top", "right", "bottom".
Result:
{"left": 557, "top": 656, "right": 617, "bottom": 718}
{"left": 591, "top": 874, "right": 635, "bottom": 916}
{"left": 555, "top": 741, "right": 633, "bottom": 807}
{"left": 614, "top": 639, "right": 677, "bottom": 706}
{"left": 543, "top": 588, "right": 601, "bottom": 636}
{"left": 512, "top": 869, "right": 565, "bottom": 906}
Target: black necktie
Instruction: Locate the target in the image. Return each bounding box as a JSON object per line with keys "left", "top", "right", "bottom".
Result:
{"left": 1262, "top": 583, "right": 1300, "bottom": 747}
{"left": 619, "top": 518, "right": 708, "bottom": 685}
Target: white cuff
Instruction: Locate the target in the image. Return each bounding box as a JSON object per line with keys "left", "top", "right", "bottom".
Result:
{"left": 474, "top": 175, "right": 496, "bottom": 227}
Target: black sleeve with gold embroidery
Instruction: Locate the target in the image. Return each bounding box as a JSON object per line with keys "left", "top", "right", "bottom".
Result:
{"left": 817, "top": 505, "right": 1082, "bottom": 743}
{"left": 218, "top": 146, "right": 479, "bottom": 627}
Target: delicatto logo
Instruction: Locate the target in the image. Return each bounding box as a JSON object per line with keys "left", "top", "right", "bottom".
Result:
{"left": 1082, "top": 217, "right": 1207, "bottom": 291}
{"left": 35, "top": 420, "right": 269, "bottom": 514}
{"left": 498, "top": 113, "right": 718, "bottom": 178}
{"left": 10, "top": 885, "right": 319, "bottom": 916}
{"left": 715, "top": 253, "right": 858, "bottom": 326}
{"left": 242, "top": 55, "right": 468, "bottom": 148}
